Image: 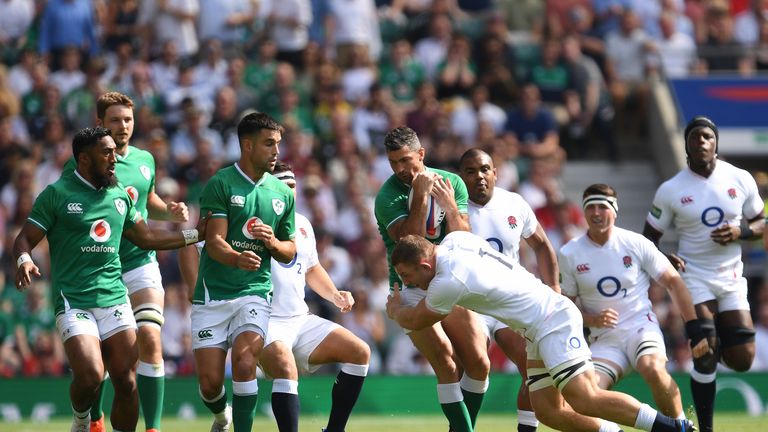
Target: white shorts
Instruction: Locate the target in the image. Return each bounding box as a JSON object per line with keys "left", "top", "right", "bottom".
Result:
{"left": 480, "top": 314, "right": 510, "bottom": 341}
{"left": 191, "top": 295, "right": 270, "bottom": 350}
{"left": 588, "top": 313, "right": 666, "bottom": 381}
{"left": 682, "top": 262, "right": 750, "bottom": 312}
{"left": 122, "top": 262, "right": 164, "bottom": 296}
{"left": 526, "top": 301, "right": 593, "bottom": 391}
{"left": 265, "top": 314, "right": 340, "bottom": 373}
{"left": 56, "top": 302, "right": 136, "bottom": 342}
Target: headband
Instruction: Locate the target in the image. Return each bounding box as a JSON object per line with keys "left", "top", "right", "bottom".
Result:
{"left": 274, "top": 170, "right": 296, "bottom": 183}
{"left": 582, "top": 194, "right": 618, "bottom": 215}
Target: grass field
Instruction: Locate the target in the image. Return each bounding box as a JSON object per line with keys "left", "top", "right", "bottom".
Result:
{"left": 3, "top": 413, "right": 768, "bottom": 432}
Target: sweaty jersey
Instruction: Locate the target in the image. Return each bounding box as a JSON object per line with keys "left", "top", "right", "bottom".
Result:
{"left": 194, "top": 163, "right": 296, "bottom": 303}
{"left": 427, "top": 231, "right": 573, "bottom": 343}
{"left": 63, "top": 146, "right": 157, "bottom": 272}
{"left": 468, "top": 187, "right": 537, "bottom": 262}
{"left": 559, "top": 227, "right": 670, "bottom": 338}
{"left": 28, "top": 171, "right": 140, "bottom": 314}
{"left": 646, "top": 161, "right": 763, "bottom": 274}
{"left": 270, "top": 212, "right": 319, "bottom": 318}
{"left": 374, "top": 167, "right": 468, "bottom": 287}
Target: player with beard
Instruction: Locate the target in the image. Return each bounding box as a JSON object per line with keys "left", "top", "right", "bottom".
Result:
{"left": 643, "top": 116, "right": 765, "bottom": 432}
{"left": 63, "top": 91, "right": 189, "bottom": 432}
{"left": 14, "top": 127, "right": 208, "bottom": 432}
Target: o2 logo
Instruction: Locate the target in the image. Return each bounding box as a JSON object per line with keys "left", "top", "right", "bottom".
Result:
{"left": 700, "top": 206, "right": 724, "bottom": 227}
{"left": 597, "top": 276, "right": 627, "bottom": 298}
{"left": 276, "top": 254, "right": 302, "bottom": 274}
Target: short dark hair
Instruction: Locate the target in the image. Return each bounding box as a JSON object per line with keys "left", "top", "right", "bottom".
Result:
{"left": 582, "top": 183, "right": 617, "bottom": 200}
{"left": 237, "top": 112, "right": 284, "bottom": 141}
{"left": 273, "top": 161, "right": 293, "bottom": 175}
{"left": 458, "top": 148, "right": 491, "bottom": 169}
{"left": 73, "top": 127, "right": 112, "bottom": 159}
{"left": 391, "top": 235, "right": 434, "bottom": 267}
{"left": 384, "top": 126, "right": 421, "bottom": 153}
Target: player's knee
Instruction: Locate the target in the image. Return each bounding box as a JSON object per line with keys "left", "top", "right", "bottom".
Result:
{"left": 348, "top": 339, "right": 371, "bottom": 365}
{"left": 77, "top": 368, "right": 105, "bottom": 392}
{"left": 133, "top": 303, "right": 164, "bottom": 330}
{"left": 232, "top": 355, "right": 258, "bottom": 378}
{"left": 721, "top": 348, "right": 754, "bottom": 372}
{"left": 198, "top": 375, "right": 224, "bottom": 398}
{"left": 636, "top": 356, "right": 668, "bottom": 383}
{"left": 692, "top": 350, "right": 718, "bottom": 374}
{"left": 109, "top": 370, "right": 137, "bottom": 395}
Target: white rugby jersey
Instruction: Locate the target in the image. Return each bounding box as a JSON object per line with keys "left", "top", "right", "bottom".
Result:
{"left": 271, "top": 212, "right": 319, "bottom": 317}
{"left": 426, "top": 231, "right": 573, "bottom": 343}
{"left": 646, "top": 161, "right": 763, "bottom": 273}
{"left": 559, "top": 227, "right": 670, "bottom": 337}
{"left": 468, "top": 188, "right": 538, "bottom": 263}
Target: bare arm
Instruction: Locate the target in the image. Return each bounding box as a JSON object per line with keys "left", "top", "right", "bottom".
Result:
{"left": 305, "top": 263, "right": 354, "bottom": 312}
{"left": 123, "top": 212, "right": 207, "bottom": 251}
{"left": 146, "top": 188, "right": 189, "bottom": 222}
{"left": 247, "top": 220, "right": 296, "bottom": 264}
{"left": 524, "top": 224, "right": 560, "bottom": 293}
{"left": 643, "top": 221, "right": 686, "bottom": 271}
{"left": 386, "top": 293, "right": 446, "bottom": 331}
{"left": 13, "top": 223, "right": 46, "bottom": 290}
{"left": 178, "top": 244, "right": 200, "bottom": 303}
{"left": 204, "top": 217, "right": 260, "bottom": 270}
{"left": 431, "top": 176, "right": 470, "bottom": 234}
{"left": 565, "top": 294, "right": 618, "bottom": 328}
{"left": 655, "top": 266, "right": 711, "bottom": 358}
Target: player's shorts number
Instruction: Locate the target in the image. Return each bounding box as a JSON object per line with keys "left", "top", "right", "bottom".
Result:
{"left": 597, "top": 276, "right": 627, "bottom": 298}
{"left": 700, "top": 206, "right": 725, "bottom": 227}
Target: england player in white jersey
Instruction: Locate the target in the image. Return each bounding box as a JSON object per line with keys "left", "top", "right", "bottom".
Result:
{"left": 560, "top": 184, "right": 708, "bottom": 420}
{"left": 643, "top": 116, "right": 765, "bottom": 432}
{"left": 386, "top": 232, "right": 697, "bottom": 432}
{"left": 261, "top": 162, "right": 370, "bottom": 432}
{"left": 459, "top": 148, "right": 560, "bottom": 432}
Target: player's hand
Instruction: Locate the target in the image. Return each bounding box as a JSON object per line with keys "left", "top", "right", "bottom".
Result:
{"left": 386, "top": 282, "right": 402, "bottom": 320}
{"left": 196, "top": 211, "right": 212, "bottom": 240}
{"left": 594, "top": 308, "right": 619, "bottom": 328}
{"left": 710, "top": 223, "right": 737, "bottom": 246}
{"left": 411, "top": 172, "right": 437, "bottom": 197}
{"left": 431, "top": 176, "right": 456, "bottom": 211}
{"left": 237, "top": 250, "right": 262, "bottom": 271}
{"left": 248, "top": 221, "right": 277, "bottom": 250}
{"left": 666, "top": 253, "right": 686, "bottom": 272}
{"left": 16, "top": 262, "right": 41, "bottom": 291}
{"left": 333, "top": 291, "right": 355, "bottom": 313}
{"left": 167, "top": 201, "right": 189, "bottom": 222}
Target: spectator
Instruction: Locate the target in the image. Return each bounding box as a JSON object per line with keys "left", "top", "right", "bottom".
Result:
{"left": 352, "top": 84, "right": 392, "bottom": 153}
{"left": 170, "top": 104, "right": 224, "bottom": 166}
{"left": 734, "top": 0, "right": 768, "bottom": 47}
{"left": 0, "top": 0, "right": 34, "bottom": 63}
{"left": 143, "top": 0, "right": 200, "bottom": 58}
{"left": 0, "top": 115, "right": 30, "bottom": 190}
{"left": 450, "top": 84, "right": 506, "bottom": 147}
{"left": 526, "top": 35, "right": 572, "bottom": 126}
{"left": 37, "top": 0, "right": 98, "bottom": 67}
{"left": 651, "top": 10, "right": 698, "bottom": 78}
{"left": 47, "top": 47, "right": 86, "bottom": 98}
{"left": 378, "top": 38, "right": 425, "bottom": 106}
{"left": 265, "top": 0, "right": 312, "bottom": 70}
{"left": 194, "top": 39, "right": 229, "bottom": 93}
{"left": 208, "top": 86, "right": 242, "bottom": 163}
{"left": 503, "top": 84, "right": 564, "bottom": 170}
{"left": 413, "top": 12, "right": 454, "bottom": 80}
{"left": 198, "top": 0, "right": 256, "bottom": 49}
{"left": 103, "top": 0, "right": 141, "bottom": 53}
{"left": 436, "top": 33, "right": 477, "bottom": 99}
{"left": 324, "top": 0, "right": 382, "bottom": 69}
{"left": 696, "top": 1, "right": 754, "bottom": 75}
{"left": 7, "top": 48, "right": 37, "bottom": 98}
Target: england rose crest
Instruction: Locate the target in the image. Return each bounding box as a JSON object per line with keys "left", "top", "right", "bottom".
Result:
{"left": 623, "top": 255, "right": 632, "bottom": 268}
{"left": 508, "top": 215, "right": 517, "bottom": 229}
{"left": 727, "top": 188, "right": 737, "bottom": 199}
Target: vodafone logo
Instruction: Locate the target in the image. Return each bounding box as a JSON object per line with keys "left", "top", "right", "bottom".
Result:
{"left": 125, "top": 186, "right": 139, "bottom": 203}
{"left": 242, "top": 217, "right": 263, "bottom": 240}
{"left": 89, "top": 220, "right": 112, "bottom": 243}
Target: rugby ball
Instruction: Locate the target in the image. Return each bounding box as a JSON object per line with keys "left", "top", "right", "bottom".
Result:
{"left": 408, "top": 188, "right": 446, "bottom": 236}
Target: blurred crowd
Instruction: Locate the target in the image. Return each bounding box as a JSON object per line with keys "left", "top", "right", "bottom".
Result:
{"left": 2, "top": 0, "right": 768, "bottom": 378}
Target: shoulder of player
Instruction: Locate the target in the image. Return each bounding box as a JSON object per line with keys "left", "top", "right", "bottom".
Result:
{"left": 261, "top": 173, "right": 294, "bottom": 196}
{"left": 126, "top": 146, "right": 156, "bottom": 164}
{"left": 374, "top": 176, "right": 407, "bottom": 203}
{"left": 558, "top": 234, "right": 584, "bottom": 257}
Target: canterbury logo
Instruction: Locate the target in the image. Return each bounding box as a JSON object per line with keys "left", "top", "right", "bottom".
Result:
{"left": 75, "top": 312, "right": 89, "bottom": 320}
{"left": 198, "top": 329, "right": 213, "bottom": 339}
{"left": 67, "top": 203, "right": 83, "bottom": 213}
{"left": 576, "top": 264, "right": 590, "bottom": 273}
{"left": 680, "top": 196, "right": 693, "bottom": 205}
{"left": 231, "top": 195, "right": 245, "bottom": 206}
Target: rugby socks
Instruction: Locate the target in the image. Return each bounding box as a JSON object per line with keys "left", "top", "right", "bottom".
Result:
{"left": 326, "top": 363, "right": 369, "bottom": 432}
{"left": 200, "top": 386, "right": 229, "bottom": 423}
{"left": 517, "top": 409, "right": 538, "bottom": 431}
{"left": 598, "top": 420, "right": 623, "bottom": 432}
{"left": 437, "top": 383, "right": 472, "bottom": 432}
{"left": 459, "top": 374, "right": 488, "bottom": 428}
{"left": 137, "top": 361, "right": 165, "bottom": 430}
{"left": 232, "top": 379, "right": 258, "bottom": 432}
{"left": 90, "top": 375, "right": 108, "bottom": 420}
{"left": 634, "top": 403, "right": 681, "bottom": 432}
{"left": 272, "top": 379, "right": 299, "bottom": 432}
{"left": 690, "top": 369, "right": 716, "bottom": 432}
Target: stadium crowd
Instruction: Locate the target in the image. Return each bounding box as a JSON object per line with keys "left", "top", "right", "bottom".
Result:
{"left": 1, "top": 0, "right": 768, "bottom": 380}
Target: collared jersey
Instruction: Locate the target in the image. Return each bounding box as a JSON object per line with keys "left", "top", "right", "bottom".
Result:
{"left": 427, "top": 231, "right": 572, "bottom": 343}
{"left": 194, "top": 163, "right": 296, "bottom": 303}
{"left": 646, "top": 161, "right": 763, "bottom": 272}
{"left": 270, "top": 212, "right": 318, "bottom": 318}
{"left": 374, "top": 167, "right": 468, "bottom": 287}
{"left": 63, "top": 146, "right": 157, "bottom": 272}
{"left": 559, "top": 227, "right": 670, "bottom": 337}
{"left": 468, "top": 187, "right": 537, "bottom": 262}
{"left": 28, "top": 171, "right": 139, "bottom": 314}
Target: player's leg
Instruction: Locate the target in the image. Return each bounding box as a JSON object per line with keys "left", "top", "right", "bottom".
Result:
{"left": 261, "top": 317, "right": 301, "bottom": 432}
{"left": 717, "top": 310, "right": 755, "bottom": 372}
{"left": 635, "top": 353, "right": 683, "bottom": 418}
{"left": 192, "top": 303, "right": 233, "bottom": 432}
{"left": 689, "top": 301, "right": 719, "bottom": 432}
{"left": 123, "top": 276, "right": 165, "bottom": 431}
{"left": 588, "top": 336, "right": 629, "bottom": 391}
{"left": 126, "top": 264, "right": 166, "bottom": 432}
{"left": 495, "top": 327, "right": 538, "bottom": 432}
{"left": 96, "top": 302, "right": 140, "bottom": 432}
{"left": 400, "top": 287, "right": 472, "bottom": 432}
{"left": 442, "top": 306, "right": 490, "bottom": 429}
{"left": 229, "top": 297, "right": 270, "bottom": 432}
{"left": 306, "top": 321, "right": 370, "bottom": 432}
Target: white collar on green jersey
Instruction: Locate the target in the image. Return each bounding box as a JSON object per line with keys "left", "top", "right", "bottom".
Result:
{"left": 74, "top": 169, "right": 98, "bottom": 190}
{"left": 234, "top": 162, "right": 267, "bottom": 186}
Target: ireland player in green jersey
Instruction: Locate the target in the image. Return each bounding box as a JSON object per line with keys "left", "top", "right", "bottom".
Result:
{"left": 13, "top": 127, "right": 208, "bottom": 432}
{"left": 63, "top": 92, "right": 189, "bottom": 432}
{"left": 193, "top": 112, "right": 296, "bottom": 432}
{"left": 373, "top": 126, "right": 489, "bottom": 432}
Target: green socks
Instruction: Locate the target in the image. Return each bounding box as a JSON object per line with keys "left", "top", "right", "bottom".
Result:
{"left": 232, "top": 379, "right": 258, "bottom": 432}
{"left": 137, "top": 361, "right": 165, "bottom": 430}
{"left": 438, "top": 382, "right": 473, "bottom": 432}
{"left": 90, "top": 375, "right": 108, "bottom": 420}
{"left": 460, "top": 374, "right": 488, "bottom": 428}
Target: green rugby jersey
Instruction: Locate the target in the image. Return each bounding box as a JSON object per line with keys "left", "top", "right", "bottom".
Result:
{"left": 28, "top": 171, "right": 140, "bottom": 315}
{"left": 374, "top": 167, "right": 469, "bottom": 287}
{"left": 63, "top": 146, "right": 157, "bottom": 272}
{"left": 194, "top": 163, "right": 296, "bottom": 303}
